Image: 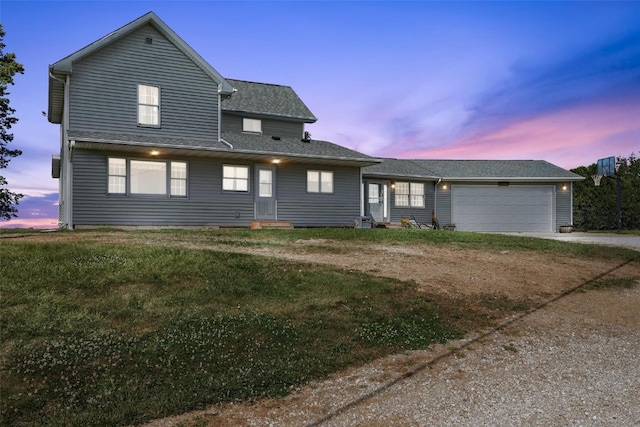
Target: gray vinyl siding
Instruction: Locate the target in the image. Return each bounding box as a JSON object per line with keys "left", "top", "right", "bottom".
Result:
{"left": 72, "top": 149, "right": 361, "bottom": 227}
{"left": 555, "top": 183, "right": 573, "bottom": 230}
{"left": 276, "top": 164, "right": 361, "bottom": 227}
{"left": 72, "top": 149, "right": 254, "bottom": 226}
{"left": 222, "top": 113, "right": 304, "bottom": 138}
{"left": 388, "top": 180, "right": 435, "bottom": 225}
{"left": 69, "top": 24, "right": 219, "bottom": 141}
{"left": 435, "top": 185, "right": 452, "bottom": 226}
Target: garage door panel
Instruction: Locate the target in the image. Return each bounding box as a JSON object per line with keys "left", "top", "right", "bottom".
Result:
{"left": 452, "top": 186, "right": 553, "bottom": 232}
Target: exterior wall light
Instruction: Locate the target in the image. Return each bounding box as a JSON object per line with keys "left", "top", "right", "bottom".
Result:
{"left": 150, "top": 150, "right": 160, "bottom": 156}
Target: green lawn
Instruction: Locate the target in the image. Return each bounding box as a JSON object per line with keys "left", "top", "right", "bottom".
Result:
{"left": 0, "top": 228, "right": 637, "bottom": 426}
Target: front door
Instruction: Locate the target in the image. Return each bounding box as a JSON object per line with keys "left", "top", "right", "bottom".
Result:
{"left": 255, "top": 165, "right": 276, "bottom": 220}
{"left": 367, "top": 182, "right": 384, "bottom": 222}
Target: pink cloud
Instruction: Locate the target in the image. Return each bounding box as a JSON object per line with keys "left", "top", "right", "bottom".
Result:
{"left": 396, "top": 98, "right": 639, "bottom": 169}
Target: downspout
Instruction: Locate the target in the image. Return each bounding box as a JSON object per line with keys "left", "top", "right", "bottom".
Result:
{"left": 434, "top": 178, "right": 442, "bottom": 218}
{"left": 220, "top": 138, "right": 233, "bottom": 149}
{"left": 217, "top": 83, "right": 236, "bottom": 149}
{"left": 217, "top": 83, "right": 223, "bottom": 143}
{"left": 64, "top": 75, "right": 73, "bottom": 229}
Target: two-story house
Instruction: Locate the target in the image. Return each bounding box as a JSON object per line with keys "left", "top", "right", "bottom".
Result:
{"left": 49, "top": 12, "right": 379, "bottom": 229}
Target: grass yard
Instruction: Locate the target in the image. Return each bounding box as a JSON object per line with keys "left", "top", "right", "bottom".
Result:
{"left": 1, "top": 228, "right": 638, "bottom": 426}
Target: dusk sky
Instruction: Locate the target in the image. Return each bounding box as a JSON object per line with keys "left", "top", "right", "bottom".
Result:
{"left": 1, "top": 1, "right": 639, "bottom": 228}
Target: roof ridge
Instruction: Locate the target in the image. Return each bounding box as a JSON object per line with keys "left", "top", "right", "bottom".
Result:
{"left": 226, "top": 78, "right": 293, "bottom": 89}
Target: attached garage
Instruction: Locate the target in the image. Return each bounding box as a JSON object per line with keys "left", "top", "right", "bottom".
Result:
{"left": 362, "top": 159, "right": 583, "bottom": 232}
{"left": 452, "top": 185, "right": 554, "bottom": 232}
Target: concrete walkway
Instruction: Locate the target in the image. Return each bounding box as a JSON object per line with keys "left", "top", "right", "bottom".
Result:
{"left": 500, "top": 232, "right": 640, "bottom": 251}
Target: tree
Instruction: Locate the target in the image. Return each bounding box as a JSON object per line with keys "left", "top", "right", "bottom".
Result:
{"left": 0, "top": 24, "right": 25, "bottom": 220}
{"left": 572, "top": 152, "right": 640, "bottom": 231}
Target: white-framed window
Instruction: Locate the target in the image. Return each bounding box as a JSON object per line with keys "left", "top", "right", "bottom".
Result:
{"left": 395, "top": 182, "right": 424, "bottom": 208}
{"left": 307, "top": 170, "right": 333, "bottom": 193}
{"left": 242, "top": 118, "right": 262, "bottom": 134}
{"left": 410, "top": 183, "right": 425, "bottom": 207}
{"left": 108, "top": 158, "right": 126, "bottom": 194}
{"left": 108, "top": 157, "right": 187, "bottom": 197}
{"left": 223, "top": 165, "right": 249, "bottom": 192}
{"left": 170, "top": 162, "right": 187, "bottom": 197}
{"left": 138, "top": 84, "right": 160, "bottom": 126}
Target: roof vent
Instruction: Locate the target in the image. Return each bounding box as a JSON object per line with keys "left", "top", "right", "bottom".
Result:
{"left": 271, "top": 136, "right": 281, "bottom": 141}
{"left": 302, "top": 131, "right": 311, "bottom": 143}
{"left": 145, "top": 37, "right": 153, "bottom": 44}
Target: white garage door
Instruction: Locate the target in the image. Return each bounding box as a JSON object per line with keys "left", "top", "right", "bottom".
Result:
{"left": 452, "top": 186, "right": 554, "bottom": 232}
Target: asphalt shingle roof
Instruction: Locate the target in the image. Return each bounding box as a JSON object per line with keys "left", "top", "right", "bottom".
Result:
{"left": 364, "top": 159, "right": 583, "bottom": 181}
{"left": 222, "top": 79, "right": 317, "bottom": 123}
{"left": 67, "top": 130, "right": 378, "bottom": 165}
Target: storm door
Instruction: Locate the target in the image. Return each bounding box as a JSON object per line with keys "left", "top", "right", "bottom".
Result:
{"left": 255, "top": 165, "right": 277, "bottom": 220}
{"left": 367, "top": 182, "right": 385, "bottom": 222}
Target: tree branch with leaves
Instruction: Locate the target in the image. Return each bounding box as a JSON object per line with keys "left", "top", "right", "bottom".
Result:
{"left": 0, "top": 24, "right": 25, "bottom": 220}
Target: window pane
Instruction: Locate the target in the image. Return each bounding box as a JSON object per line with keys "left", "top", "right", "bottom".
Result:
{"left": 171, "top": 179, "right": 186, "bottom": 196}
{"left": 307, "top": 171, "right": 319, "bottom": 192}
{"left": 138, "top": 105, "right": 159, "bottom": 125}
{"left": 223, "top": 166, "right": 249, "bottom": 192}
{"left": 109, "top": 176, "right": 126, "bottom": 194}
{"left": 321, "top": 172, "right": 333, "bottom": 193}
{"left": 243, "top": 118, "right": 262, "bottom": 133}
{"left": 108, "top": 158, "right": 126, "bottom": 176}
{"left": 131, "top": 160, "right": 166, "bottom": 194}
{"left": 259, "top": 170, "right": 272, "bottom": 197}
{"left": 395, "top": 195, "right": 409, "bottom": 207}
{"left": 138, "top": 85, "right": 159, "bottom": 105}
{"left": 396, "top": 182, "right": 409, "bottom": 194}
{"left": 171, "top": 162, "right": 186, "bottom": 178}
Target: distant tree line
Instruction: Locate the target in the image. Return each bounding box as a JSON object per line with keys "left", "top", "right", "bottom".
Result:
{"left": 571, "top": 152, "right": 640, "bottom": 231}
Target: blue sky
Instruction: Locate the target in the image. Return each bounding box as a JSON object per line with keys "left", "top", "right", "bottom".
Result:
{"left": 1, "top": 1, "right": 639, "bottom": 228}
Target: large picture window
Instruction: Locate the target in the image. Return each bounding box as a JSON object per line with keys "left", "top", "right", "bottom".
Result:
{"left": 223, "top": 165, "right": 249, "bottom": 192}
{"left": 108, "top": 157, "right": 187, "bottom": 197}
{"left": 138, "top": 84, "right": 160, "bottom": 126}
{"left": 307, "top": 170, "right": 333, "bottom": 193}
{"left": 131, "top": 160, "right": 166, "bottom": 194}
{"left": 395, "top": 182, "right": 424, "bottom": 207}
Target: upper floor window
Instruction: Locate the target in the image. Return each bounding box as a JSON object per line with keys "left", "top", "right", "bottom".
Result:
{"left": 138, "top": 84, "right": 160, "bottom": 126}
{"left": 394, "top": 182, "right": 424, "bottom": 207}
{"left": 243, "top": 118, "right": 262, "bottom": 134}
{"left": 223, "top": 165, "right": 249, "bottom": 192}
{"left": 307, "top": 170, "right": 333, "bottom": 193}
{"left": 108, "top": 157, "right": 187, "bottom": 197}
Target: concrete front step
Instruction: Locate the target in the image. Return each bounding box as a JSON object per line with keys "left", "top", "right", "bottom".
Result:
{"left": 250, "top": 221, "right": 294, "bottom": 230}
